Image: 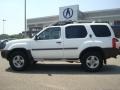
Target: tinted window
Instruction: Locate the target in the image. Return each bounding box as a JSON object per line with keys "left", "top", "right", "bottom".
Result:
{"left": 65, "top": 26, "right": 87, "bottom": 38}
{"left": 111, "top": 26, "right": 120, "bottom": 38}
{"left": 91, "top": 25, "right": 111, "bottom": 37}
{"left": 38, "top": 27, "right": 61, "bottom": 40}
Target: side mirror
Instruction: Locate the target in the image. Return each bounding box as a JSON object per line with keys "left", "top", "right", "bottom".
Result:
{"left": 34, "top": 35, "right": 38, "bottom": 40}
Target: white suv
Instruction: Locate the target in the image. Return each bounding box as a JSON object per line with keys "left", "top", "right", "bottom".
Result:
{"left": 1, "top": 23, "right": 119, "bottom": 72}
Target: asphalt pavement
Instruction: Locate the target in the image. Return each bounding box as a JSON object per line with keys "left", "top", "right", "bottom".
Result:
{"left": 0, "top": 55, "right": 120, "bottom": 90}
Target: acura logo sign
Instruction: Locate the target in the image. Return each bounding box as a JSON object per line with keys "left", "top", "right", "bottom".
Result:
{"left": 63, "top": 8, "right": 73, "bottom": 19}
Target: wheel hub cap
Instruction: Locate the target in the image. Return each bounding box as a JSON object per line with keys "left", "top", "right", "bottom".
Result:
{"left": 13, "top": 55, "right": 25, "bottom": 68}
{"left": 86, "top": 56, "right": 99, "bottom": 69}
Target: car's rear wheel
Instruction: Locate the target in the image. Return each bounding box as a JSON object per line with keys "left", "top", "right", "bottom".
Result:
{"left": 81, "top": 52, "right": 103, "bottom": 72}
{"left": 9, "top": 51, "right": 29, "bottom": 71}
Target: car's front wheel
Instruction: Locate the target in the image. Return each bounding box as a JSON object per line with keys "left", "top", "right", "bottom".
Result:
{"left": 9, "top": 51, "right": 29, "bottom": 71}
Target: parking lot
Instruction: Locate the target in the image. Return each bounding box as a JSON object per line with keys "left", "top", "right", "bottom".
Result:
{"left": 0, "top": 55, "right": 120, "bottom": 90}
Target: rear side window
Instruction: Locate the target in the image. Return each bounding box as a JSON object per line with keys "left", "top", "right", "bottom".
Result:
{"left": 91, "top": 25, "right": 111, "bottom": 37}
{"left": 111, "top": 26, "right": 120, "bottom": 38}
{"left": 65, "top": 26, "right": 87, "bottom": 39}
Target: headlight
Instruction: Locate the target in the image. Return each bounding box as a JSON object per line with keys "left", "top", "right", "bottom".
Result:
{"left": 0, "top": 42, "right": 6, "bottom": 49}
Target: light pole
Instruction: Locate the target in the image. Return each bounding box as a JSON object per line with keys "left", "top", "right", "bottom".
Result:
{"left": 24, "top": 0, "right": 27, "bottom": 37}
{"left": 2, "top": 19, "right": 6, "bottom": 34}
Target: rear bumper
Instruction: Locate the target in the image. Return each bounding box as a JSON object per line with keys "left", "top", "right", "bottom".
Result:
{"left": 1, "top": 50, "right": 9, "bottom": 59}
{"left": 119, "top": 48, "right": 120, "bottom": 54}
{"left": 103, "top": 48, "right": 119, "bottom": 59}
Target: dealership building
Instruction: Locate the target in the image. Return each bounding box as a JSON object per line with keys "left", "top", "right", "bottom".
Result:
{"left": 27, "top": 5, "right": 120, "bottom": 37}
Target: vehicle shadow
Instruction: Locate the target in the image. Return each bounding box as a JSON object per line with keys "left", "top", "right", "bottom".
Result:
{"left": 6, "top": 63, "right": 120, "bottom": 75}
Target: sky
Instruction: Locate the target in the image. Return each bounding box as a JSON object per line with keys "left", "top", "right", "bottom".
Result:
{"left": 0, "top": 0, "right": 120, "bottom": 35}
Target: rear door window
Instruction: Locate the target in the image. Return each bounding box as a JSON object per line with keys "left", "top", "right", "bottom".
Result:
{"left": 91, "top": 25, "right": 111, "bottom": 37}
{"left": 65, "top": 25, "right": 87, "bottom": 39}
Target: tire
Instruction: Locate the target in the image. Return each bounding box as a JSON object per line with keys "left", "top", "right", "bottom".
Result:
{"left": 9, "top": 51, "right": 30, "bottom": 71}
{"left": 81, "top": 52, "right": 103, "bottom": 72}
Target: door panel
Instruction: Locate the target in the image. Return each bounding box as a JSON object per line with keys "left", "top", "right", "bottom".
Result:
{"left": 63, "top": 25, "right": 88, "bottom": 59}
{"left": 31, "top": 39, "right": 63, "bottom": 59}
{"left": 31, "top": 27, "right": 63, "bottom": 59}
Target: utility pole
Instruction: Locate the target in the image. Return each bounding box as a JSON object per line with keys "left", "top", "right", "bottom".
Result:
{"left": 2, "top": 19, "right": 6, "bottom": 34}
{"left": 24, "top": 0, "right": 27, "bottom": 37}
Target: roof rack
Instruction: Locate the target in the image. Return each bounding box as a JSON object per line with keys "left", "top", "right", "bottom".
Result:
{"left": 52, "top": 20, "right": 74, "bottom": 26}
{"left": 51, "top": 20, "right": 108, "bottom": 26}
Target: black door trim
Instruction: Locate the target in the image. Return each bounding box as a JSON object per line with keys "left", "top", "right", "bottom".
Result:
{"left": 32, "top": 47, "right": 78, "bottom": 51}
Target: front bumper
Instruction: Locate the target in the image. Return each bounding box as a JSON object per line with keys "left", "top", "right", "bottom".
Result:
{"left": 1, "top": 50, "right": 9, "bottom": 59}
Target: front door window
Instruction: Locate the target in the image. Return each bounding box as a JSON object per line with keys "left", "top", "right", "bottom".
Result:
{"left": 37, "top": 27, "right": 61, "bottom": 40}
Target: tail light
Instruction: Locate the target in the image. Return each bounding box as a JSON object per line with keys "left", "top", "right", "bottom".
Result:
{"left": 112, "top": 38, "right": 119, "bottom": 48}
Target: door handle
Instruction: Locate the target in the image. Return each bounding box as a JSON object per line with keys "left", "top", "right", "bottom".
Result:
{"left": 56, "top": 41, "right": 62, "bottom": 43}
